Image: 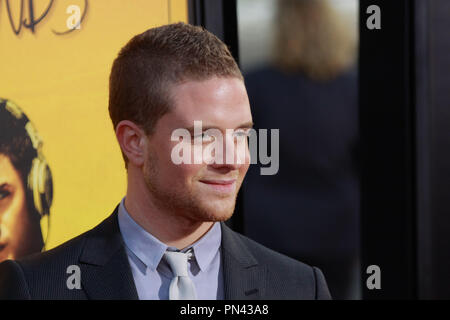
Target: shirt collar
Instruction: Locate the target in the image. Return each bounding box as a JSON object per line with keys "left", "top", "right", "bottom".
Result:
{"left": 118, "top": 199, "right": 167, "bottom": 271}
{"left": 183, "top": 220, "right": 221, "bottom": 272}
{"left": 117, "top": 198, "right": 221, "bottom": 273}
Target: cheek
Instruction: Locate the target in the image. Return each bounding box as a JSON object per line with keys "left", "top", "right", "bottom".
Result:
{"left": 240, "top": 163, "right": 250, "bottom": 179}
{"left": 153, "top": 140, "right": 205, "bottom": 187}
{"left": 178, "top": 164, "right": 204, "bottom": 184}
{"left": 161, "top": 161, "right": 203, "bottom": 188}
{"left": 165, "top": 143, "right": 205, "bottom": 180}
{"left": 1, "top": 190, "right": 29, "bottom": 244}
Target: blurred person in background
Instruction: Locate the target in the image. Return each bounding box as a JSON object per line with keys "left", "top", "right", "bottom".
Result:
{"left": 243, "top": 0, "right": 360, "bottom": 299}
{"left": 0, "top": 98, "right": 53, "bottom": 262}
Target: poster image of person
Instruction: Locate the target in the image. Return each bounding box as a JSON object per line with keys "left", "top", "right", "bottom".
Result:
{"left": 0, "top": 98, "right": 53, "bottom": 262}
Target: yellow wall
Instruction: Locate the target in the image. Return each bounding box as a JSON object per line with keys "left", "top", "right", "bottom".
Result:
{"left": 0, "top": 0, "right": 187, "bottom": 249}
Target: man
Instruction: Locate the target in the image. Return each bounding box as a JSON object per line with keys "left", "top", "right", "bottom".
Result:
{"left": 0, "top": 23, "right": 331, "bottom": 300}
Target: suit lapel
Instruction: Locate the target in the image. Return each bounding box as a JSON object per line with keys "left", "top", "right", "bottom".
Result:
{"left": 220, "top": 223, "right": 267, "bottom": 300}
{"left": 76, "top": 209, "right": 266, "bottom": 300}
{"left": 78, "top": 208, "right": 139, "bottom": 300}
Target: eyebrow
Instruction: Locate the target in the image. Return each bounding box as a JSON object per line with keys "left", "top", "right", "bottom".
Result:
{"left": 236, "top": 121, "right": 254, "bottom": 129}
{"left": 186, "top": 121, "right": 254, "bottom": 132}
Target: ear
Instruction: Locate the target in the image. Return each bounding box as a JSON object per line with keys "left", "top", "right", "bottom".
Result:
{"left": 115, "top": 120, "right": 147, "bottom": 167}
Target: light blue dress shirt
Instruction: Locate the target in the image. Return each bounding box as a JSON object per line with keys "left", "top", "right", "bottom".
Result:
{"left": 117, "top": 199, "right": 224, "bottom": 300}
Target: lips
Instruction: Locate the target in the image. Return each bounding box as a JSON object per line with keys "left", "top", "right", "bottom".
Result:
{"left": 199, "top": 179, "right": 237, "bottom": 193}
{"left": 199, "top": 179, "right": 236, "bottom": 185}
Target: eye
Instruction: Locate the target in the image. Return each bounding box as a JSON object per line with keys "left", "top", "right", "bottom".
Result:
{"left": 233, "top": 129, "right": 251, "bottom": 138}
{"left": 0, "top": 189, "right": 11, "bottom": 201}
{"left": 202, "top": 132, "right": 214, "bottom": 141}
{"left": 194, "top": 132, "right": 214, "bottom": 143}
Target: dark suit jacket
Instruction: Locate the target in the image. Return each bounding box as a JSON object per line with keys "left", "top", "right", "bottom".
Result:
{"left": 0, "top": 207, "right": 331, "bottom": 300}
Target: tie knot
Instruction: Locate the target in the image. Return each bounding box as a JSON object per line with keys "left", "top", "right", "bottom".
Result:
{"left": 164, "top": 249, "right": 193, "bottom": 277}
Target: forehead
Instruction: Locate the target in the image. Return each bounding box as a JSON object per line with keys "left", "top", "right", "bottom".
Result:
{"left": 167, "top": 76, "right": 252, "bottom": 129}
{"left": 0, "top": 154, "right": 21, "bottom": 184}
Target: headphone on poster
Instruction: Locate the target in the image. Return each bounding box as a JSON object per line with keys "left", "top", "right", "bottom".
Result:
{"left": 0, "top": 98, "right": 53, "bottom": 218}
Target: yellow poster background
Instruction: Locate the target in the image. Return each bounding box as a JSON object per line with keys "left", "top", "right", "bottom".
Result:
{"left": 0, "top": 0, "right": 187, "bottom": 250}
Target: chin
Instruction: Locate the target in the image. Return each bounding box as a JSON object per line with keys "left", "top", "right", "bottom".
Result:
{"left": 195, "top": 198, "right": 236, "bottom": 222}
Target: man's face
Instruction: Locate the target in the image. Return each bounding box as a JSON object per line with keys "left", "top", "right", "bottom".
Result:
{"left": 142, "top": 76, "right": 252, "bottom": 223}
{"left": 0, "top": 154, "right": 42, "bottom": 261}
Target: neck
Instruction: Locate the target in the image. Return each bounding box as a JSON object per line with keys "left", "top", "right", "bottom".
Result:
{"left": 124, "top": 173, "right": 213, "bottom": 250}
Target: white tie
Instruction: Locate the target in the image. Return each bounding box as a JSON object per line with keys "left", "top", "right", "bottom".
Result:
{"left": 164, "top": 249, "right": 197, "bottom": 300}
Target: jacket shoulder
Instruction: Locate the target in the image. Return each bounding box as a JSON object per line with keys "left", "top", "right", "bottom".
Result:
{"left": 0, "top": 260, "right": 30, "bottom": 299}
{"left": 228, "top": 230, "right": 332, "bottom": 299}
{"left": 18, "top": 223, "right": 94, "bottom": 271}
{"left": 1, "top": 218, "right": 105, "bottom": 299}
{"left": 231, "top": 230, "right": 310, "bottom": 268}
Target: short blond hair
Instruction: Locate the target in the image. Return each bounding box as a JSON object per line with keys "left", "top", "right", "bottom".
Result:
{"left": 274, "top": 0, "right": 357, "bottom": 81}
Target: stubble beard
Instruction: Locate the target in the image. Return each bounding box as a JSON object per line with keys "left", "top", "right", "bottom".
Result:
{"left": 143, "top": 151, "right": 237, "bottom": 223}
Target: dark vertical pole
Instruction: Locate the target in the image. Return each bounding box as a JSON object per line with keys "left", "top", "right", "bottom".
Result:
{"left": 415, "top": 0, "right": 450, "bottom": 299}
{"left": 414, "top": 0, "right": 432, "bottom": 300}
{"left": 188, "top": 0, "right": 204, "bottom": 27}
{"left": 428, "top": 0, "right": 450, "bottom": 299}
{"left": 222, "top": 0, "right": 239, "bottom": 65}
{"left": 188, "top": 0, "right": 244, "bottom": 234}
{"left": 359, "top": 0, "right": 417, "bottom": 299}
